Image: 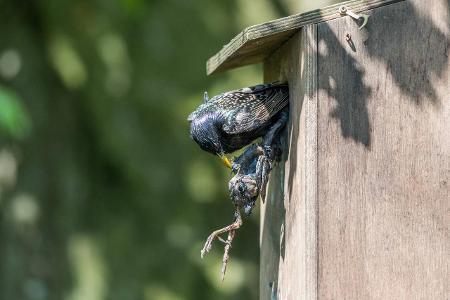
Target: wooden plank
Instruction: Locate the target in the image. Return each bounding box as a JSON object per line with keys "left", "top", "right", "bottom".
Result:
{"left": 260, "top": 23, "right": 318, "bottom": 300}
{"left": 260, "top": 36, "right": 294, "bottom": 300}
{"left": 303, "top": 24, "right": 318, "bottom": 300}
{"left": 207, "top": 0, "right": 403, "bottom": 75}
{"left": 316, "top": 0, "right": 450, "bottom": 298}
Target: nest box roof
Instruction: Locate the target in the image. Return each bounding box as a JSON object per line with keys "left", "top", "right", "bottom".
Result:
{"left": 206, "top": 0, "right": 400, "bottom": 75}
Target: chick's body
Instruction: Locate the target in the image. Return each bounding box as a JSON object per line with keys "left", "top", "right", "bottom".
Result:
{"left": 188, "top": 82, "right": 289, "bottom": 156}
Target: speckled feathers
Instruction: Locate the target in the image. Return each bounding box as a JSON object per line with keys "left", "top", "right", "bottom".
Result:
{"left": 188, "top": 82, "right": 289, "bottom": 155}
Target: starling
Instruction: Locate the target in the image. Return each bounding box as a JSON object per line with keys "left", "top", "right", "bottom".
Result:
{"left": 188, "top": 82, "right": 289, "bottom": 168}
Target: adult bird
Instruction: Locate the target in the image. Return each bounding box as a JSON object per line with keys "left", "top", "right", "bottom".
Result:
{"left": 188, "top": 82, "right": 289, "bottom": 168}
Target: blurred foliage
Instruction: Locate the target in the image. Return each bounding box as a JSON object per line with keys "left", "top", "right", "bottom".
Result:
{"left": 0, "top": 86, "right": 31, "bottom": 139}
{"left": 0, "top": 1, "right": 338, "bottom": 299}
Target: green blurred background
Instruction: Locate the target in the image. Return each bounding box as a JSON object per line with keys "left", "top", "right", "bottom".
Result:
{"left": 0, "top": 1, "right": 338, "bottom": 299}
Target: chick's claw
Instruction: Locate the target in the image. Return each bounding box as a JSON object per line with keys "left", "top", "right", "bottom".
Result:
{"left": 217, "top": 236, "right": 228, "bottom": 244}
{"left": 200, "top": 211, "right": 243, "bottom": 259}
{"left": 200, "top": 235, "right": 215, "bottom": 258}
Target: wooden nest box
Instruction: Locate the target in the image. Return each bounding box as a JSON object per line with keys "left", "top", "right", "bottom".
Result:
{"left": 207, "top": 0, "right": 449, "bottom": 299}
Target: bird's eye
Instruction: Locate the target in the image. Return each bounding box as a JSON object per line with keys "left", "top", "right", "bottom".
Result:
{"left": 238, "top": 183, "right": 245, "bottom": 193}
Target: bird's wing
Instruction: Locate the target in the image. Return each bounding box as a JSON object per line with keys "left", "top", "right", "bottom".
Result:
{"left": 222, "top": 83, "right": 288, "bottom": 135}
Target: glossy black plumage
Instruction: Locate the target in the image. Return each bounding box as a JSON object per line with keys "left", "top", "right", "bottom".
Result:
{"left": 188, "top": 82, "right": 289, "bottom": 156}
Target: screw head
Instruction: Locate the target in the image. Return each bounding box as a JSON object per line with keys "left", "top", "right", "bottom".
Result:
{"left": 339, "top": 6, "right": 347, "bottom": 15}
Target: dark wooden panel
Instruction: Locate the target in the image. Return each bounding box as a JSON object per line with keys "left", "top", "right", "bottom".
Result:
{"left": 317, "top": 0, "right": 450, "bottom": 298}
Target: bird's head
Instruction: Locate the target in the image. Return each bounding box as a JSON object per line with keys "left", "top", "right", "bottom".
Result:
{"left": 228, "top": 174, "right": 258, "bottom": 216}
{"left": 188, "top": 113, "right": 232, "bottom": 168}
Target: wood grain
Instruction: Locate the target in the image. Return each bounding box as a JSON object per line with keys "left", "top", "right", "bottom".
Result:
{"left": 260, "top": 35, "right": 293, "bottom": 300}
{"left": 260, "top": 24, "right": 319, "bottom": 300}
{"left": 259, "top": 0, "right": 449, "bottom": 299}
{"left": 207, "top": 0, "right": 402, "bottom": 75}
{"left": 316, "top": 0, "right": 450, "bottom": 298}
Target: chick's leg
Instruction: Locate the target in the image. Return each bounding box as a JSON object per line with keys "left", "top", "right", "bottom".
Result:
{"left": 201, "top": 211, "right": 242, "bottom": 258}
{"left": 221, "top": 229, "right": 236, "bottom": 281}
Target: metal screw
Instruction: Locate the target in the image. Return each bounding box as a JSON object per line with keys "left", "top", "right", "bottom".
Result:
{"left": 345, "top": 33, "right": 356, "bottom": 52}
{"left": 345, "top": 33, "right": 352, "bottom": 42}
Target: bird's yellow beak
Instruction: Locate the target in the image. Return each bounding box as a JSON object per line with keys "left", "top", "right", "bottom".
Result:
{"left": 219, "top": 155, "right": 232, "bottom": 169}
